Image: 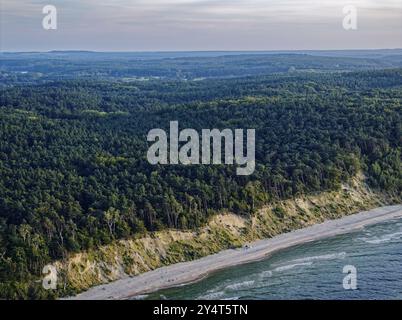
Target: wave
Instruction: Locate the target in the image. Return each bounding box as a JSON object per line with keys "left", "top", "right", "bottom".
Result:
{"left": 197, "top": 290, "right": 225, "bottom": 300}
{"left": 259, "top": 270, "right": 273, "bottom": 278}
{"left": 274, "top": 262, "right": 313, "bottom": 272}
{"left": 359, "top": 231, "right": 402, "bottom": 244}
{"left": 271, "top": 252, "right": 346, "bottom": 273}
{"left": 197, "top": 279, "right": 256, "bottom": 299}
{"left": 276, "top": 252, "right": 346, "bottom": 265}
{"left": 225, "top": 280, "right": 255, "bottom": 291}
{"left": 221, "top": 296, "right": 240, "bottom": 300}
{"left": 196, "top": 252, "right": 347, "bottom": 299}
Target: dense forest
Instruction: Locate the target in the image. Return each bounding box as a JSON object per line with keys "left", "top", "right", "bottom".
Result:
{"left": 0, "top": 52, "right": 401, "bottom": 299}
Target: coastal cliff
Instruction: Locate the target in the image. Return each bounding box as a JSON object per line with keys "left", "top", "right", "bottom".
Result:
{"left": 53, "top": 173, "right": 397, "bottom": 297}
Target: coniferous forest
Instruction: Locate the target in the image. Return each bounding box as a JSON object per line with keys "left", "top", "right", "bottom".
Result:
{"left": 0, "top": 52, "right": 401, "bottom": 298}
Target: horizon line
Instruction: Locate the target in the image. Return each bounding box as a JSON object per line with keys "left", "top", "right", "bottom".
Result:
{"left": 2, "top": 48, "right": 402, "bottom": 54}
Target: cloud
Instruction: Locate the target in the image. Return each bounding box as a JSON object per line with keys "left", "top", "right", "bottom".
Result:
{"left": 1, "top": 0, "right": 401, "bottom": 51}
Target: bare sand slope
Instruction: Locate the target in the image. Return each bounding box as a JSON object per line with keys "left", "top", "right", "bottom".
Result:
{"left": 67, "top": 205, "right": 402, "bottom": 300}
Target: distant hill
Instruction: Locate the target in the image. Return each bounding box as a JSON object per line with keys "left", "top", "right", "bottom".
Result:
{"left": 1, "top": 50, "right": 402, "bottom": 83}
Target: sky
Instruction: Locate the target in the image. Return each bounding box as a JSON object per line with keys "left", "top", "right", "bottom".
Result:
{"left": 1, "top": 0, "right": 401, "bottom": 51}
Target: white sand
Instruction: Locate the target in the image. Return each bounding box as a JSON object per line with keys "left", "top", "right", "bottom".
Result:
{"left": 67, "top": 204, "right": 402, "bottom": 300}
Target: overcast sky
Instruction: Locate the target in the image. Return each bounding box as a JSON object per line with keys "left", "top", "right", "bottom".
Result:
{"left": 1, "top": 0, "right": 401, "bottom": 51}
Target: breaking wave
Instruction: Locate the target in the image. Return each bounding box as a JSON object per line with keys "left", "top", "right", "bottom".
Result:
{"left": 274, "top": 262, "right": 313, "bottom": 272}
{"left": 225, "top": 280, "right": 255, "bottom": 291}
{"left": 359, "top": 232, "right": 402, "bottom": 244}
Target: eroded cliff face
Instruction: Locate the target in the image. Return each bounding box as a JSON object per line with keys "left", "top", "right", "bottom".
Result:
{"left": 55, "top": 174, "right": 394, "bottom": 295}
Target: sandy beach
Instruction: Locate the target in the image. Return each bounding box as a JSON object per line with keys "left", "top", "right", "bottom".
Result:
{"left": 67, "top": 204, "right": 402, "bottom": 300}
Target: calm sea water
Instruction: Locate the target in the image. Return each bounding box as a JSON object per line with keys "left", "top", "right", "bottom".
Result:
{"left": 145, "top": 218, "right": 402, "bottom": 300}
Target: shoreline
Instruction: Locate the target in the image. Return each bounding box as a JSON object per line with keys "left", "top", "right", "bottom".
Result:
{"left": 67, "top": 204, "right": 402, "bottom": 300}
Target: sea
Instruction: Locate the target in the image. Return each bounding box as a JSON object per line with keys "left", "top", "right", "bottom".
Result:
{"left": 144, "top": 218, "right": 402, "bottom": 300}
